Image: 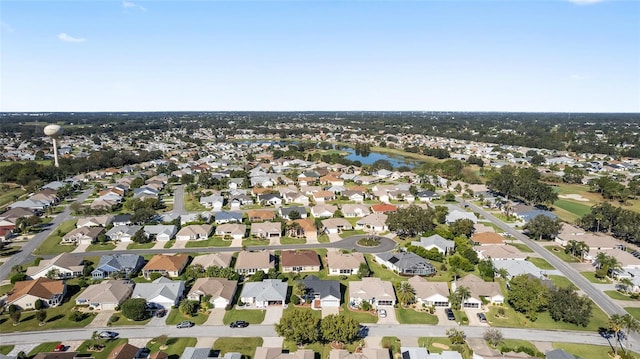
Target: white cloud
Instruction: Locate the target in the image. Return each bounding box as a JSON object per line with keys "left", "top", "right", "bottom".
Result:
{"left": 571, "top": 74, "right": 585, "bottom": 80}
{"left": 567, "top": 0, "right": 606, "bottom": 4}
{"left": 123, "top": 1, "right": 147, "bottom": 11}
{"left": 1, "top": 21, "right": 15, "bottom": 33}
{"left": 57, "top": 33, "right": 86, "bottom": 43}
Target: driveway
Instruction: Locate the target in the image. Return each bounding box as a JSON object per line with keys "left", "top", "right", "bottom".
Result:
{"left": 435, "top": 307, "right": 453, "bottom": 324}
{"left": 205, "top": 308, "right": 226, "bottom": 325}
{"left": 465, "top": 308, "right": 489, "bottom": 327}
{"left": 376, "top": 306, "right": 398, "bottom": 325}
{"left": 321, "top": 306, "right": 339, "bottom": 318}
{"left": 86, "top": 310, "right": 114, "bottom": 328}
{"left": 262, "top": 306, "right": 284, "bottom": 325}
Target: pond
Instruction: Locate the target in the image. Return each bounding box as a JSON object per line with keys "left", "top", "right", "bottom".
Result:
{"left": 343, "top": 148, "right": 417, "bottom": 168}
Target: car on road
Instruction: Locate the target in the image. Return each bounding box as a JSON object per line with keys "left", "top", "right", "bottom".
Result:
{"left": 176, "top": 321, "right": 194, "bottom": 329}
{"left": 98, "top": 331, "right": 119, "bottom": 339}
{"left": 378, "top": 309, "right": 387, "bottom": 318}
{"left": 477, "top": 312, "right": 487, "bottom": 323}
{"left": 54, "top": 344, "right": 66, "bottom": 352}
{"left": 445, "top": 308, "right": 456, "bottom": 321}
{"left": 230, "top": 320, "right": 249, "bottom": 328}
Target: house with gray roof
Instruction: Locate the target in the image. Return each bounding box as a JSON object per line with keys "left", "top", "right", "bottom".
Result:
{"left": 199, "top": 194, "right": 224, "bottom": 210}
{"left": 445, "top": 210, "right": 477, "bottom": 224}
{"left": 239, "top": 279, "right": 287, "bottom": 308}
{"left": 75, "top": 279, "right": 134, "bottom": 310}
{"left": 26, "top": 253, "right": 85, "bottom": 279}
{"left": 301, "top": 275, "right": 341, "bottom": 308}
{"left": 91, "top": 254, "right": 145, "bottom": 280}
{"left": 214, "top": 211, "right": 244, "bottom": 224}
{"left": 412, "top": 235, "right": 455, "bottom": 255}
{"left": 131, "top": 277, "right": 185, "bottom": 309}
{"left": 143, "top": 224, "right": 177, "bottom": 241}
{"left": 375, "top": 251, "right": 436, "bottom": 276}
{"left": 106, "top": 225, "right": 142, "bottom": 242}
{"left": 400, "top": 347, "right": 462, "bottom": 359}
{"left": 279, "top": 206, "right": 308, "bottom": 220}
{"left": 349, "top": 277, "right": 396, "bottom": 308}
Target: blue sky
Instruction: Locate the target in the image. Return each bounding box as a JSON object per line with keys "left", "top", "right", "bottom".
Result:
{"left": 1, "top": 0, "right": 639, "bottom": 112}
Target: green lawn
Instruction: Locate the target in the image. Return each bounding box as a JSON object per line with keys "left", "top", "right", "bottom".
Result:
{"left": 146, "top": 337, "right": 197, "bottom": 359}
{"left": 365, "top": 254, "right": 404, "bottom": 282}
{"left": 625, "top": 307, "right": 640, "bottom": 321}
{"left": 582, "top": 271, "right": 612, "bottom": 284}
{"left": 28, "top": 342, "right": 62, "bottom": 355}
{"left": 0, "top": 346, "right": 14, "bottom": 355}
{"left": 498, "top": 339, "right": 543, "bottom": 357}
{"left": 164, "top": 241, "right": 174, "bottom": 248}
{"left": 340, "top": 303, "right": 378, "bottom": 323}
{"left": 127, "top": 242, "right": 156, "bottom": 250}
{"left": 340, "top": 230, "right": 366, "bottom": 238}
{"left": 552, "top": 343, "right": 620, "bottom": 359}
{"left": 507, "top": 242, "right": 533, "bottom": 253}
{"left": 242, "top": 238, "right": 271, "bottom": 247}
{"left": 87, "top": 243, "right": 117, "bottom": 251}
{"left": 107, "top": 313, "right": 152, "bottom": 326}
{"left": 553, "top": 199, "right": 592, "bottom": 221}
{"left": 547, "top": 275, "right": 578, "bottom": 290}
{"left": 214, "top": 337, "right": 263, "bottom": 357}
{"left": 183, "top": 193, "right": 207, "bottom": 212}
{"left": 381, "top": 337, "right": 402, "bottom": 356}
{"left": 282, "top": 306, "right": 322, "bottom": 320}
{"left": 454, "top": 310, "right": 469, "bottom": 325}
{"left": 185, "top": 237, "right": 232, "bottom": 248}
{"left": 222, "top": 308, "right": 265, "bottom": 325}
{"left": 0, "top": 187, "right": 26, "bottom": 209}
{"left": 486, "top": 300, "right": 609, "bottom": 331}
{"left": 317, "top": 234, "right": 330, "bottom": 243}
{"left": 395, "top": 307, "right": 438, "bottom": 324}
{"left": 605, "top": 290, "right": 637, "bottom": 301}
{"left": 165, "top": 308, "right": 210, "bottom": 325}
{"left": 33, "top": 219, "right": 78, "bottom": 255}
{"left": 77, "top": 338, "right": 128, "bottom": 359}
{"left": 527, "top": 257, "right": 555, "bottom": 270}
{"left": 280, "top": 236, "right": 307, "bottom": 245}
{"left": 544, "top": 246, "right": 579, "bottom": 263}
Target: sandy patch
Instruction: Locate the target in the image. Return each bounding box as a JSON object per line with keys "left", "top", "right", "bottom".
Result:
{"left": 558, "top": 194, "right": 589, "bottom": 202}
{"left": 432, "top": 343, "right": 450, "bottom": 350}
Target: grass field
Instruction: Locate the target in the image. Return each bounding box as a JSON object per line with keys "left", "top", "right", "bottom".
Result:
{"left": 28, "top": 342, "right": 62, "bottom": 355}
{"left": 222, "top": 308, "right": 265, "bottom": 325}
{"left": 527, "top": 257, "right": 555, "bottom": 270}
{"left": 395, "top": 307, "right": 438, "bottom": 324}
{"left": 605, "top": 290, "right": 636, "bottom": 301}
{"left": 165, "top": 308, "right": 210, "bottom": 325}
{"left": 146, "top": 337, "right": 197, "bottom": 359}
{"left": 581, "top": 271, "right": 611, "bottom": 284}
{"left": 33, "top": 219, "right": 78, "bottom": 255}
{"left": 0, "top": 345, "right": 14, "bottom": 355}
{"left": 544, "top": 246, "right": 580, "bottom": 263}
{"left": 185, "top": 237, "right": 231, "bottom": 248}
{"left": 77, "top": 338, "right": 128, "bottom": 359}
{"left": 507, "top": 242, "right": 533, "bottom": 253}
{"left": 548, "top": 275, "right": 578, "bottom": 290}
{"left": 487, "top": 300, "right": 608, "bottom": 331}
{"left": 214, "top": 337, "right": 263, "bottom": 357}
{"left": 340, "top": 302, "right": 378, "bottom": 323}
{"left": 0, "top": 187, "right": 26, "bottom": 209}
{"left": 127, "top": 242, "right": 156, "bottom": 250}
{"left": 625, "top": 307, "right": 640, "bottom": 320}
{"left": 552, "top": 342, "right": 635, "bottom": 359}
{"left": 0, "top": 160, "right": 51, "bottom": 167}
{"left": 498, "top": 339, "right": 542, "bottom": 357}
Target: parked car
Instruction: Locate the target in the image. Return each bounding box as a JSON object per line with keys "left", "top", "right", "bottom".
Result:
{"left": 98, "top": 331, "right": 119, "bottom": 339}
{"left": 378, "top": 309, "right": 387, "bottom": 318}
{"left": 230, "top": 320, "right": 249, "bottom": 328}
{"left": 477, "top": 312, "right": 487, "bottom": 323}
{"left": 54, "top": 344, "right": 66, "bottom": 352}
{"left": 445, "top": 308, "right": 456, "bottom": 321}
{"left": 155, "top": 308, "right": 166, "bottom": 318}
{"left": 176, "top": 321, "right": 194, "bottom": 329}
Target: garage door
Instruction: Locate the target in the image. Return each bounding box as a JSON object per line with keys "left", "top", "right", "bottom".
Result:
{"left": 322, "top": 300, "right": 340, "bottom": 307}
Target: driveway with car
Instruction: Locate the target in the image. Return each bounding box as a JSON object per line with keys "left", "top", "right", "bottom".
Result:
{"left": 376, "top": 306, "right": 398, "bottom": 324}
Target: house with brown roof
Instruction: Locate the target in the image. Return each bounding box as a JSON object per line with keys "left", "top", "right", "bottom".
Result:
{"left": 75, "top": 279, "right": 134, "bottom": 310}
{"left": 247, "top": 209, "right": 276, "bottom": 222}
{"left": 355, "top": 213, "right": 388, "bottom": 233}
{"left": 187, "top": 278, "right": 238, "bottom": 309}
{"left": 26, "top": 253, "right": 85, "bottom": 279}
{"left": 235, "top": 251, "right": 276, "bottom": 275}
{"left": 281, "top": 250, "right": 321, "bottom": 273}
{"left": 471, "top": 232, "right": 505, "bottom": 246}
{"left": 408, "top": 276, "right": 450, "bottom": 307}
{"left": 76, "top": 215, "right": 114, "bottom": 228}
{"left": 255, "top": 348, "right": 314, "bottom": 359}
{"left": 108, "top": 343, "right": 139, "bottom": 359}
{"left": 371, "top": 203, "right": 397, "bottom": 214}
{"left": 327, "top": 249, "right": 366, "bottom": 276}
{"left": 7, "top": 278, "right": 66, "bottom": 310}
{"left": 330, "top": 348, "right": 390, "bottom": 359}
{"left": 175, "top": 224, "right": 212, "bottom": 241}
{"left": 190, "top": 252, "right": 233, "bottom": 269}
{"left": 452, "top": 274, "right": 504, "bottom": 308}
{"left": 475, "top": 244, "right": 527, "bottom": 261}
{"left": 293, "top": 218, "right": 317, "bottom": 241}
{"left": 348, "top": 277, "right": 396, "bottom": 308}
{"left": 250, "top": 222, "right": 282, "bottom": 239}
{"left": 61, "top": 226, "right": 104, "bottom": 245}
{"left": 142, "top": 254, "right": 190, "bottom": 279}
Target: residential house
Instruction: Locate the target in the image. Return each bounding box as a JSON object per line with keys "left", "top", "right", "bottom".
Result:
{"left": 545, "top": 349, "right": 576, "bottom": 359}
{"left": 215, "top": 223, "right": 246, "bottom": 240}
{"left": 312, "top": 190, "right": 336, "bottom": 203}
{"left": 341, "top": 204, "right": 371, "bottom": 218}
{"left": 75, "top": 279, "right": 134, "bottom": 310}
{"left": 76, "top": 215, "right": 113, "bottom": 228}
{"left": 257, "top": 193, "right": 283, "bottom": 207}
{"left": 512, "top": 205, "right": 557, "bottom": 223}
{"left": 411, "top": 235, "right": 455, "bottom": 255}
{"left": 375, "top": 251, "right": 436, "bottom": 276}
{"left": 0, "top": 207, "right": 35, "bottom": 228}
{"left": 190, "top": 253, "right": 233, "bottom": 270}
{"left": 247, "top": 209, "right": 276, "bottom": 222}
{"left": 416, "top": 191, "right": 440, "bottom": 202}
{"left": 408, "top": 276, "right": 450, "bottom": 307}
{"left": 180, "top": 212, "right": 212, "bottom": 225}
{"left": 301, "top": 275, "right": 341, "bottom": 308}
{"left": 112, "top": 214, "right": 132, "bottom": 226}
{"left": 446, "top": 210, "right": 477, "bottom": 224}
{"left": 342, "top": 190, "right": 366, "bottom": 203}
{"left": 143, "top": 224, "right": 177, "bottom": 241}
{"left": 355, "top": 213, "right": 388, "bottom": 233}
{"left": 555, "top": 224, "right": 620, "bottom": 250}
{"left": 348, "top": 277, "right": 396, "bottom": 308}
{"left": 475, "top": 245, "right": 527, "bottom": 261}
{"left": 187, "top": 278, "right": 238, "bottom": 309}
{"left": 142, "top": 254, "right": 190, "bottom": 279}
{"left": 250, "top": 222, "right": 282, "bottom": 239}
{"left": 91, "top": 254, "right": 145, "bottom": 280}
{"left": 279, "top": 206, "right": 308, "bottom": 220}
{"left": 131, "top": 277, "right": 185, "bottom": 309}
{"left": 321, "top": 218, "right": 353, "bottom": 234}
{"left": 492, "top": 260, "right": 556, "bottom": 280}
{"left": 292, "top": 218, "right": 318, "bottom": 241}
{"left": 106, "top": 225, "right": 142, "bottom": 242}
{"left": 175, "top": 224, "right": 212, "bottom": 241}
{"left": 235, "top": 251, "right": 276, "bottom": 275}
{"left": 281, "top": 250, "right": 321, "bottom": 273}
{"left": 452, "top": 274, "right": 504, "bottom": 308}
{"left": 311, "top": 204, "right": 337, "bottom": 218}
{"left": 61, "top": 226, "right": 104, "bottom": 245}
{"left": 239, "top": 279, "right": 288, "bottom": 307}
{"left": 7, "top": 278, "right": 66, "bottom": 310}
{"left": 471, "top": 232, "right": 505, "bottom": 246}
{"left": 26, "top": 253, "right": 84, "bottom": 279}
{"left": 326, "top": 249, "right": 366, "bottom": 276}
{"left": 254, "top": 348, "right": 314, "bottom": 359}
{"left": 400, "top": 347, "right": 462, "bottom": 359}
{"left": 370, "top": 203, "right": 397, "bottom": 214}
{"left": 214, "top": 211, "right": 244, "bottom": 224}
{"left": 329, "top": 349, "right": 390, "bottom": 359}
{"left": 282, "top": 191, "right": 310, "bottom": 206}
{"left": 199, "top": 194, "right": 224, "bottom": 210}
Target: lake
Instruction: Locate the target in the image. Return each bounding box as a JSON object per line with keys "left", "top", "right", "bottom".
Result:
{"left": 343, "top": 148, "right": 417, "bottom": 168}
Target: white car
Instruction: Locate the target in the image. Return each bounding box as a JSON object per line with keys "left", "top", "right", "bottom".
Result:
{"left": 378, "top": 309, "right": 387, "bottom": 318}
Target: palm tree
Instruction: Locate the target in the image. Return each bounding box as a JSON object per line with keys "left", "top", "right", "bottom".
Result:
{"left": 455, "top": 286, "right": 472, "bottom": 309}
{"left": 621, "top": 314, "right": 640, "bottom": 353}
{"left": 496, "top": 268, "right": 510, "bottom": 280}
{"left": 595, "top": 213, "right": 604, "bottom": 233}
{"left": 618, "top": 278, "right": 634, "bottom": 295}
{"left": 609, "top": 314, "right": 625, "bottom": 356}
{"left": 396, "top": 282, "right": 415, "bottom": 307}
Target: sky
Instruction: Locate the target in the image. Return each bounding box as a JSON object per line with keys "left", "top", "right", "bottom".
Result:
{"left": 1, "top": 0, "right": 639, "bottom": 113}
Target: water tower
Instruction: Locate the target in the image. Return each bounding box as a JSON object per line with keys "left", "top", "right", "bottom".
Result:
{"left": 44, "top": 124, "right": 63, "bottom": 167}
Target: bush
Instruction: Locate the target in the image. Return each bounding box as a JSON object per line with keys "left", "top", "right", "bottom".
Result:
{"left": 290, "top": 295, "right": 300, "bottom": 305}
{"left": 360, "top": 302, "right": 372, "bottom": 311}
{"left": 10, "top": 273, "right": 27, "bottom": 284}
{"left": 68, "top": 311, "right": 86, "bottom": 322}
{"left": 120, "top": 298, "right": 148, "bottom": 321}
{"left": 149, "top": 273, "right": 163, "bottom": 281}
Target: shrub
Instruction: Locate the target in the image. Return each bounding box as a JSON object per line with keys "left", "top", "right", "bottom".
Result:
{"left": 149, "top": 273, "right": 163, "bottom": 281}
{"left": 10, "top": 273, "right": 27, "bottom": 284}
{"left": 68, "top": 311, "right": 86, "bottom": 322}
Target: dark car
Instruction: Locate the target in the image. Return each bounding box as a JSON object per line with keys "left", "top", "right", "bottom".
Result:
{"left": 445, "top": 308, "right": 456, "bottom": 321}
{"left": 98, "top": 331, "right": 119, "bottom": 339}
{"left": 176, "top": 321, "right": 194, "bottom": 329}
{"left": 230, "top": 320, "right": 249, "bottom": 328}
{"left": 477, "top": 312, "right": 487, "bottom": 323}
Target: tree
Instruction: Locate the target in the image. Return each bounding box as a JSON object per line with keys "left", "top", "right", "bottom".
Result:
{"left": 320, "top": 314, "right": 361, "bottom": 344}
{"left": 507, "top": 274, "right": 549, "bottom": 321}
{"left": 478, "top": 259, "right": 496, "bottom": 281}
{"left": 454, "top": 286, "right": 471, "bottom": 307}
{"left": 275, "top": 308, "right": 320, "bottom": 345}
{"left": 357, "top": 262, "right": 371, "bottom": 278}
{"left": 563, "top": 166, "right": 585, "bottom": 184}
{"left": 34, "top": 299, "right": 45, "bottom": 310}
{"left": 595, "top": 252, "right": 622, "bottom": 279}
{"left": 609, "top": 314, "right": 625, "bottom": 356}
{"left": 10, "top": 309, "right": 21, "bottom": 325}
{"left": 179, "top": 299, "right": 199, "bottom": 317}
{"left": 186, "top": 264, "right": 206, "bottom": 280}
{"left": 120, "top": 298, "right": 148, "bottom": 321}
{"left": 131, "top": 228, "right": 149, "bottom": 244}
{"left": 548, "top": 287, "right": 592, "bottom": 327}
{"left": 446, "top": 328, "right": 466, "bottom": 344}
{"left": 449, "top": 219, "right": 475, "bottom": 238}
{"left": 564, "top": 240, "right": 589, "bottom": 261}
{"left": 10, "top": 273, "right": 27, "bottom": 284}
{"left": 434, "top": 206, "right": 448, "bottom": 224}
{"left": 36, "top": 309, "right": 47, "bottom": 324}
{"left": 523, "top": 215, "right": 562, "bottom": 240}
{"left": 621, "top": 314, "right": 640, "bottom": 353}
{"left": 396, "top": 282, "right": 415, "bottom": 307}
{"left": 288, "top": 210, "right": 302, "bottom": 220}
{"left": 386, "top": 205, "right": 436, "bottom": 237}
{"left": 618, "top": 278, "right": 634, "bottom": 295}
{"left": 483, "top": 328, "right": 503, "bottom": 348}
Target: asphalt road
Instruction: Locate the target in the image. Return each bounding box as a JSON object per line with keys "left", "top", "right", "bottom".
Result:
{"left": 0, "top": 323, "right": 610, "bottom": 347}
{"left": 0, "top": 189, "right": 93, "bottom": 282}
{"left": 172, "top": 185, "right": 186, "bottom": 216}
